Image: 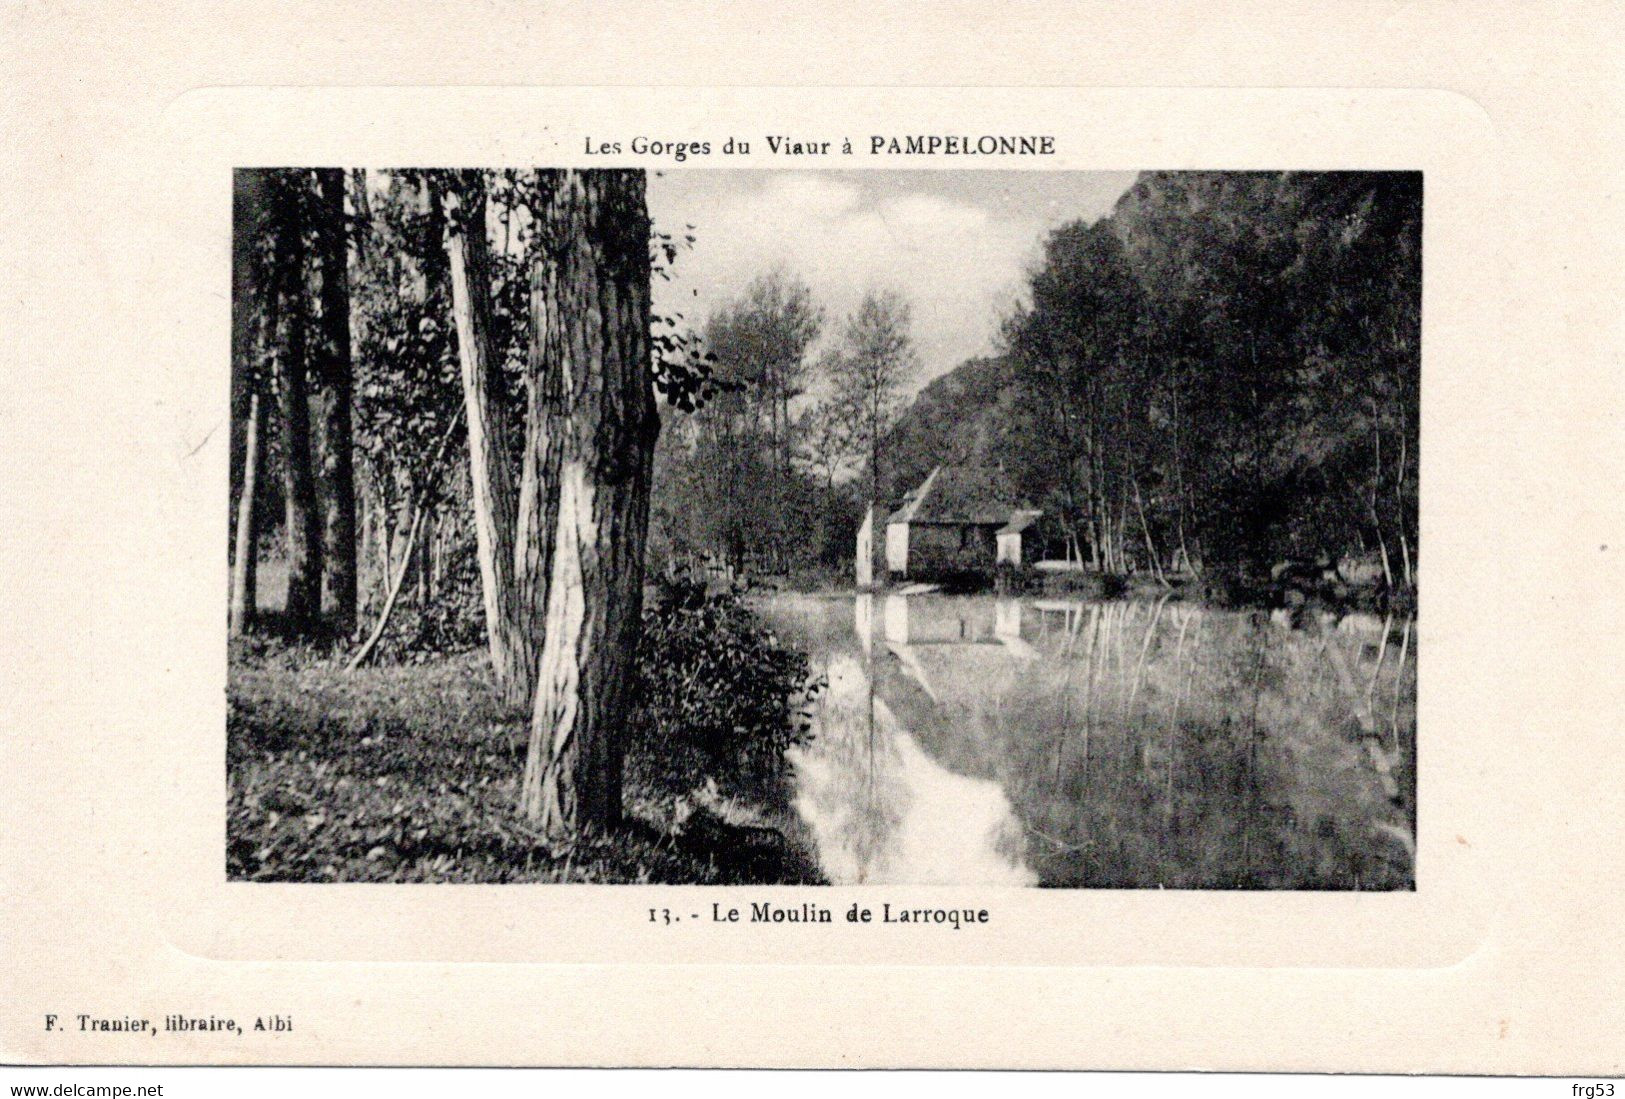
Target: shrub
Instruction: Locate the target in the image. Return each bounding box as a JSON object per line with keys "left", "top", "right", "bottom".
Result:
{"left": 1034, "top": 568, "right": 1114, "bottom": 597}
{"left": 631, "top": 578, "right": 814, "bottom": 788}
{"left": 356, "top": 537, "right": 487, "bottom": 663}
{"left": 397, "top": 541, "right": 486, "bottom": 654}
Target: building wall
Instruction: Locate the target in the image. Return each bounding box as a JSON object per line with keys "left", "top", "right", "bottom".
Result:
{"left": 885, "top": 521, "right": 909, "bottom": 576}
{"left": 910, "top": 524, "right": 964, "bottom": 563}
{"left": 905, "top": 523, "right": 999, "bottom": 579}
{"left": 996, "top": 531, "right": 1023, "bottom": 565}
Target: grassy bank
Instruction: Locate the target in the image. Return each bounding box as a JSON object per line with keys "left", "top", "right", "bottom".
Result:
{"left": 227, "top": 586, "right": 823, "bottom": 884}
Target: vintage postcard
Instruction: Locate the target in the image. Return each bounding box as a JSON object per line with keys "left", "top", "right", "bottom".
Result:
{"left": 3, "top": 1, "right": 1622, "bottom": 1076}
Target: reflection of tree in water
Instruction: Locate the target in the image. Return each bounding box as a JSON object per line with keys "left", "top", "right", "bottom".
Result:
{"left": 1044, "top": 606, "right": 1411, "bottom": 888}
{"left": 787, "top": 651, "right": 913, "bottom": 884}
{"left": 776, "top": 595, "right": 1036, "bottom": 885}
{"left": 866, "top": 598, "right": 1415, "bottom": 889}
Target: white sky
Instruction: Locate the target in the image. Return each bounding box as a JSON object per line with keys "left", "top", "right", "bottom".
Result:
{"left": 646, "top": 170, "right": 1137, "bottom": 393}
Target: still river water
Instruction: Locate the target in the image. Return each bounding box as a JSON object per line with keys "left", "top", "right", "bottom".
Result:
{"left": 756, "top": 593, "right": 1416, "bottom": 890}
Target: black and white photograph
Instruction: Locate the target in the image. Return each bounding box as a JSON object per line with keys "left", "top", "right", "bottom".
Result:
{"left": 227, "top": 167, "right": 1420, "bottom": 889}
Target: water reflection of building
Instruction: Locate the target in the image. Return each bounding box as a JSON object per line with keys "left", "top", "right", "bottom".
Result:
{"left": 875, "top": 594, "right": 1035, "bottom": 650}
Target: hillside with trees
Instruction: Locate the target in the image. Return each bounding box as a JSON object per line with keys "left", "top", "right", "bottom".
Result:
{"left": 880, "top": 170, "right": 1421, "bottom": 598}
{"left": 878, "top": 356, "right": 1020, "bottom": 508}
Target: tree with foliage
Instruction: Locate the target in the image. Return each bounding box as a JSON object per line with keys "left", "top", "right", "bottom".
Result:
{"left": 648, "top": 270, "right": 822, "bottom": 575}
{"left": 712, "top": 270, "right": 822, "bottom": 473}
{"left": 1283, "top": 172, "right": 1422, "bottom": 588}
{"left": 671, "top": 379, "right": 761, "bottom": 572}
{"left": 694, "top": 271, "right": 822, "bottom": 571}
{"left": 1003, "top": 221, "right": 1147, "bottom": 571}
{"left": 824, "top": 289, "right": 917, "bottom": 506}
{"left": 796, "top": 396, "right": 854, "bottom": 493}
{"left": 982, "top": 170, "right": 1421, "bottom": 592}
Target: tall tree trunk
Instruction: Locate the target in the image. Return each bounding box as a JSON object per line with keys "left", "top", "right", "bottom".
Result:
{"left": 439, "top": 170, "right": 532, "bottom": 704}
{"left": 271, "top": 173, "right": 324, "bottom": 633}
{"left": 1133, "top": 473, "right": 1170, "bottom": 586}
{"left": 520, "top": 169, "right": 658, "bottom": 837}
{"left": 778, "top": 382, "right": 794, "bottom": 572}
{"left": 349, "top": 169, "right": 372, "bottom": 249}
{"left": 415, "top": 503, "right": 434, "bottom": 605}
{"left": 229, "top": 392, "right": 266, "bottom": 635}
{"left": 1370, "top": 426, "right": 1395, "bottom": 591}
{"left": 230, "top": 169, "right": 271, "bottom": 636}
{"left": 314, "top": 169, "right": 358, "bottom": 637}
{"left": 1169, "top": 385, "right": 1200, "bottom": 578}
{"left": 375, "top": 484, "right": 395, "bottom": 604}
{"left": 511, "top": 203, "right": 565, "bottom": 705}
{"left": 1395, "top": 419, "right": 1414, "bottom": 589}
{"left": 1118, "top": 497, "right": 1131, "bottom": 575}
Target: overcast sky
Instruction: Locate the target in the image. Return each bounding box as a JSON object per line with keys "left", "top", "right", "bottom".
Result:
{"left": 647, "top": 170, "right": 1137, "bottom": 392}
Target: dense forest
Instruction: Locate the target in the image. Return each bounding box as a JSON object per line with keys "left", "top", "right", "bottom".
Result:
{"left": 231, "top": 168, "right": 688, "bottom": 844}
{"left": 230, "top": 167, "right": 860, "bottom": 878}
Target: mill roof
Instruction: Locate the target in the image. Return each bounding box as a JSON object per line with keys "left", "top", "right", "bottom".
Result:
{"left": 888, "top": 466, "right": 1031, "bottom": 526}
